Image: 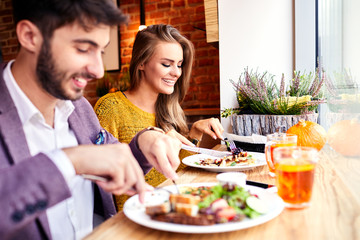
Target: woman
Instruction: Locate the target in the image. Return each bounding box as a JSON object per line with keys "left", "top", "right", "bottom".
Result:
{"left": 95, "top": 24, "right": 223, "bottom": 210}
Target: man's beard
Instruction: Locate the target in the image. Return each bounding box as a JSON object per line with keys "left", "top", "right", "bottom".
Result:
{"left": 36, "top": 40, "right": 86, "bottom": 101}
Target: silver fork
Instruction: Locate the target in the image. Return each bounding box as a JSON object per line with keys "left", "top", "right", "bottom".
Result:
{"left": 172, "top": 180, "right": 180, "bottom": 194}
{"left": 224, "top": 137, "right": 237, "bottom": 153}
{"left": 82, "top": 174, "right": 176, "bottom": 194}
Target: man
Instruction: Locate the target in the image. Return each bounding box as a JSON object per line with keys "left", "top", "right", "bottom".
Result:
{"left": 0, "top": 0, "right": 181, "bottom": 239}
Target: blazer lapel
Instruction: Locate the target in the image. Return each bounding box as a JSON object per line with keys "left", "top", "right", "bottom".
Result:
{"left": 68, "top": 102, "right": 117, "bottom": 217}
{"left": 0, "top": 65, "right": 31, "bottom": 164}
{"left": 0, "top": 106, "right": 32, "bottom": 164}
{"left": 68, "top": 110, "right": 93, "bottom": 145}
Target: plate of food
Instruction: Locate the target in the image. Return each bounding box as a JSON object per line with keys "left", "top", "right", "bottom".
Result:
{"left": 123, "top": 183, "right": 284, "bottom": 233}
{"left": 182, "top": 151, "right": 266, "bottom": 172}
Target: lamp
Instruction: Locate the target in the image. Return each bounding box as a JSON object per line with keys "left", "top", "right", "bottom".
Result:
{"left": 139, "top": 0, "right": 146, "bottom": 30}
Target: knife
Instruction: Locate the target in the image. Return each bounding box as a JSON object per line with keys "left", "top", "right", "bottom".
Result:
{"left": 181, "top": 144, "right": 232, "bottom": 157}
{"left": 246, "top": 180, "right": 275, "bottom": 189}
{"left": 82, "top": 174, "right": 108, "bottom": 182}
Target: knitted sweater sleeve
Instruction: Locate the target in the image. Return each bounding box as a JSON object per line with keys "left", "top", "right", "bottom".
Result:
{"left": 94, "top": 92, "right": 156, "bottom": 144}
{"left": 94, "top": 93, "right": 125, "bottom": 142}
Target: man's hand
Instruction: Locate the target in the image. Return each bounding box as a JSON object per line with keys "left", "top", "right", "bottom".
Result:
{"left": 63, "top": 144, "right": 148, "bottom": 202}
{"left": 137, "top": 130, "right": 181, "bottom": 180}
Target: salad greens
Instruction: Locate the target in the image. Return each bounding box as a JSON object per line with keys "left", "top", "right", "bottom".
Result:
{"left": 198, "top": 184, "right": 262, "bottom": 218}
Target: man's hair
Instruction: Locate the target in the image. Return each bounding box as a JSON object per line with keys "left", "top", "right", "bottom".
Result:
{"left": 12, "top": 0, "right": 128, "bottom": 39}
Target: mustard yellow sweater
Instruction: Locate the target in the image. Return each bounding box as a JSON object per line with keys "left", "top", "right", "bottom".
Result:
{"left": 94, "top": 91, "right": 190, "bottom": 211}
{"left": 95, "top": 91, "right": 156, "bottom": 144}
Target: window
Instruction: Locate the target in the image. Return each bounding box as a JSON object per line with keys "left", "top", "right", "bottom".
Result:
{"left": 317, "top": 0, "right": 360, "bottom": 129}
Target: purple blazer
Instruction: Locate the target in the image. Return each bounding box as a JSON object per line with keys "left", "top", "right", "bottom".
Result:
{"left": 0, "top": 63, "right": 151, "bottom": 239}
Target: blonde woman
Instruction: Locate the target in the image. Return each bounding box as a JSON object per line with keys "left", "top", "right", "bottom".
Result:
{"left": 95, "top": 24, "right": 223, "bottom": 210}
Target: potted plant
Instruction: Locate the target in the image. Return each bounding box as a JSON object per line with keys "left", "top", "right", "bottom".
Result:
{"left": 222, "top": 68, "right": 326, "bottom": 136}
{"left": 96, "top": 69, "right": 130, "bottom": 97}
{"left": 96, "top": 70, "right": 113, "bottom": 97}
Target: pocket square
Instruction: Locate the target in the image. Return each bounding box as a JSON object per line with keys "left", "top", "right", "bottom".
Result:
{"left": 94, "top": 129, "right": 105, "bottom": 145}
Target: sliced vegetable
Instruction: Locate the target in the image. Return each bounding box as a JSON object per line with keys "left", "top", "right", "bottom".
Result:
{"left": 198, "top": 184, "right": 264, "bottom": 219}
{"left": 216, "top": 206, "right": 237, "bottom": 222}
{"left": 246, "top": 196, "right": 268, "bottom": 214}
{"left": 211, "top": 198, "right": 228, "bottom": 212}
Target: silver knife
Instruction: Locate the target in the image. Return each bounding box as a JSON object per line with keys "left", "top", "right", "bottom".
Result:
{"left": 81, "top": 174, "right": 108, "bottom": 182}
{"left": 181, "top": 144, "right": 232, "bottom": 157}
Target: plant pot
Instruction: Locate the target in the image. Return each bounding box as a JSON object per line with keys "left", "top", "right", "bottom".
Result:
{"left": 231, "top": 113, "right": 319, "bottom": 136}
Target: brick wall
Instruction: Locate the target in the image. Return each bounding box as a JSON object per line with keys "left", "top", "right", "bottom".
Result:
{"left": 0, "top": 0, "right": 220, "bottom": 110}
{"left": 0, "top": 0, "right": 18, "bottom": 61}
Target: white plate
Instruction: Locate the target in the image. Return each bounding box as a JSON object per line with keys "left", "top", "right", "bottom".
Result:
{"left": 182, "top": 152, "right": 266, "bottom": 172}
{"left": 123, "top": 183, "right": 284, "bottom": 234}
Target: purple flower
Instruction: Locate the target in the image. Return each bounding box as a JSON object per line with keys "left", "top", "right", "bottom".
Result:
{"left": 280, "top": 73, "right": 285, "bottom": 97}
{"left": 308, "top": 73, "right": 319, "bottom": 95}
{"left": 312, "top": 71, "right": 326, "bottom": 97}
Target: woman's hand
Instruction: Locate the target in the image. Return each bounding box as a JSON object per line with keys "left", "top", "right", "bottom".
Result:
{"left": 189, "top": 117, "right": 224, "bottom": 141}
{"left": 166, "top": 129, "right": 194, "bottom": 146}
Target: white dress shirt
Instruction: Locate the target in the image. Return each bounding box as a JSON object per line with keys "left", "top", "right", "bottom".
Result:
{"left": 3, "top": 60, "right": 94, "bottom": 240}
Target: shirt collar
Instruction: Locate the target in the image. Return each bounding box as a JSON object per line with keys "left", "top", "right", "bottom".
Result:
{"left": 3, "top": 60, "right": 75, "bottom": 125}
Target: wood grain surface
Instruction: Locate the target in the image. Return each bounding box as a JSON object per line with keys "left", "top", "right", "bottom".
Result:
{"left": 84, "top": 145, "right": 360, "bottom": 240}
{"left": 204, "top": 0, "right": 218, "bottom": 43}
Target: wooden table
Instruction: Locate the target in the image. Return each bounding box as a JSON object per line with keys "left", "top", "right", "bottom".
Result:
{"left": 84, "top": 145, "right": 360, "bottom": 240}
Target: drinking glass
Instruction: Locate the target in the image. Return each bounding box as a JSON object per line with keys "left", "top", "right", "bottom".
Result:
{"left": 273, "top": 146, "right": 319, "bottom": 209}
{"left": 265, "top": 133, "right": 297, "bottom": 177}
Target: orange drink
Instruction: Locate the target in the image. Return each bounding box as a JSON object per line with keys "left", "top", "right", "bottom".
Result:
{"left": 273, "top": 146, "right": 318, "bottom": 209}
{"left": 265, "top": 133, "right": 297, "bottom": 177}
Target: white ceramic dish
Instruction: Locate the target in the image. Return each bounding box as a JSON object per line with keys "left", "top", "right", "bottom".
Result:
{"left": 216, "top": 172, "right": 247, "bottom": 187}
{"left": 123, "top": 183, "right": 284, "bottom": 234}
{"left": 182, "top": 152, "right": 266, "bottom": 172}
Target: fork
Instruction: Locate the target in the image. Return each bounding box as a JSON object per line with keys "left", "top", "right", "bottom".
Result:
{"left": 172, "top": 180, "right": 180, "bottom": 194}
{"left": 224, "top": 137, "right": 237, "bottom": 153}
{"left": 82, "top": 174, "right": 176, "bottom": 194}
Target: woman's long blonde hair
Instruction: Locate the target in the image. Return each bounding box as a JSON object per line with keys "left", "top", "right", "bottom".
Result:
{"left": 129, "top": 24, "right": 194, "bottom": 135}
